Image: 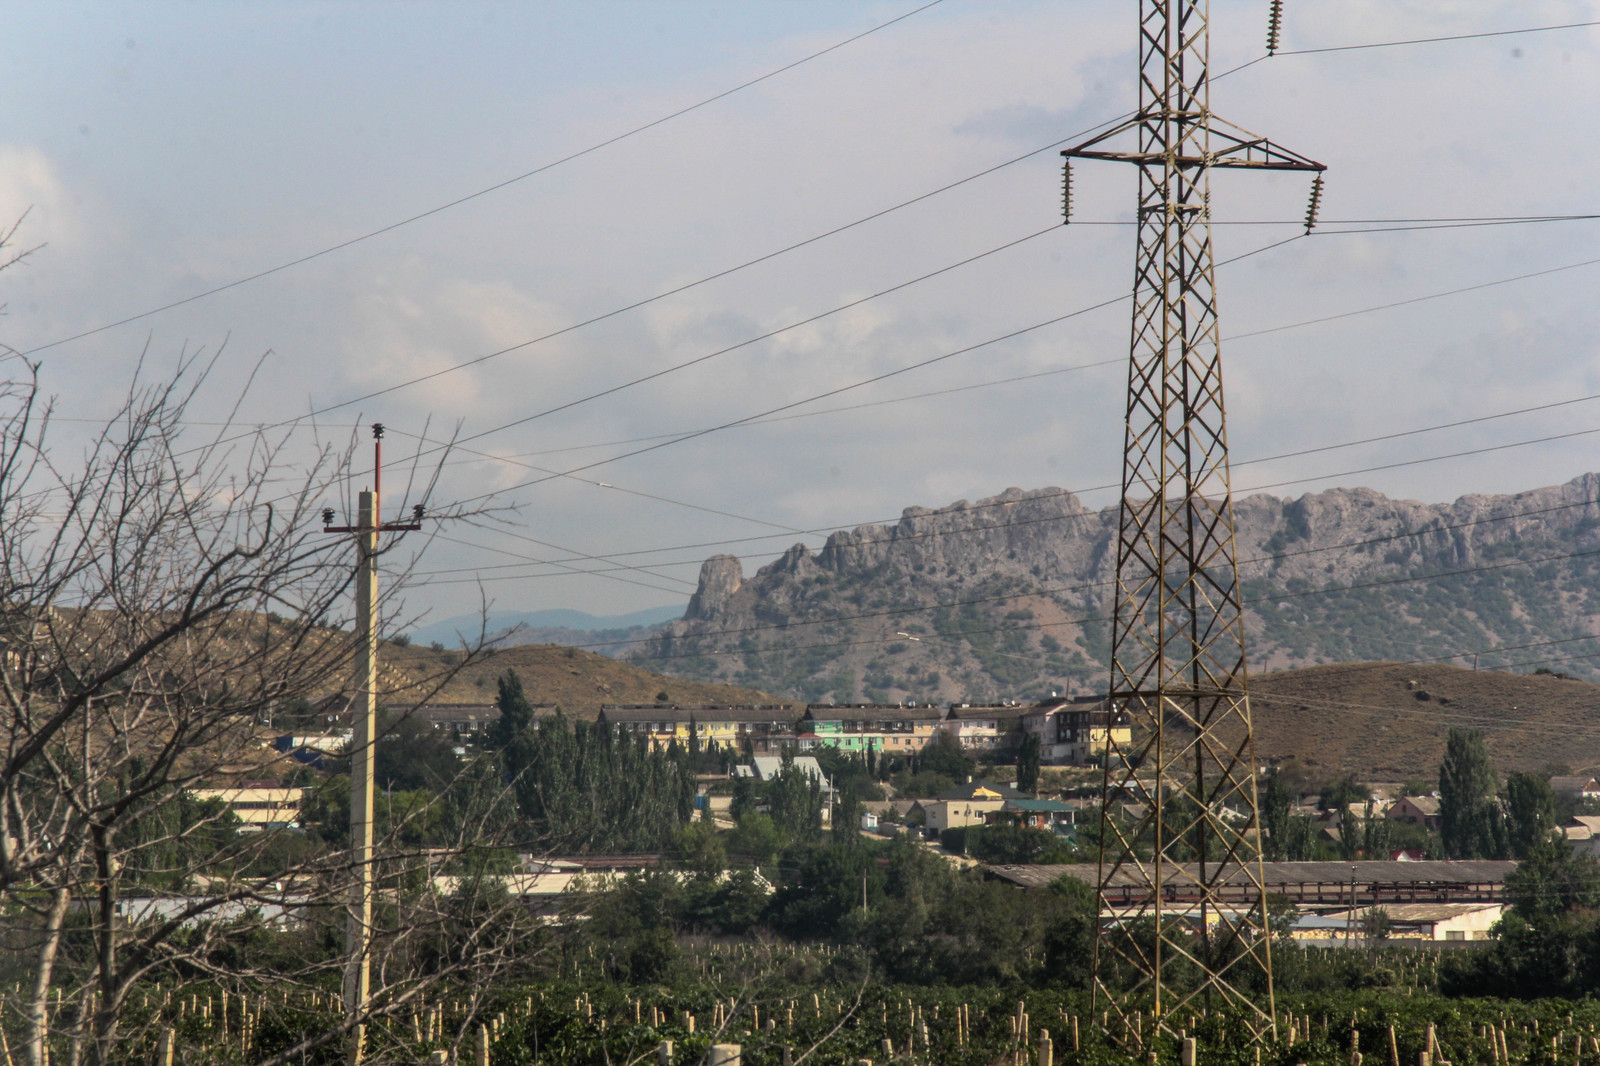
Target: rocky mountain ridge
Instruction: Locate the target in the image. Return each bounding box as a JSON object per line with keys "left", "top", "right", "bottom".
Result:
{"left": 629, "top": 474, "right": 1600, "bottom": 702}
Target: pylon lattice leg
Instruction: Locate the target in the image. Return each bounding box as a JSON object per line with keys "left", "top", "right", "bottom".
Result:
{"left": 1062, "top": 0, "right": 1323, "bottom": 1044}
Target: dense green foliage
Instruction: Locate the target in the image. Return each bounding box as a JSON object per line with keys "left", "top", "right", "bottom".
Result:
{"left": 1440, "top": 729, "right": 1508, "bottom": 860}
{"left": 503, "top": 708, "right": 696, "bottom": 852}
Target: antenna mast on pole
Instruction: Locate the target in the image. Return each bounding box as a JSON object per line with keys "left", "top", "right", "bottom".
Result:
{"left": 1061, "top": 1, "right": 1324, "bottom": 1040}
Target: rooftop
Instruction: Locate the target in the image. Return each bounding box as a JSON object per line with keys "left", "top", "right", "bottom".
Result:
{"left": 601, "top": 704, "right": 799, "bottom": 723}
{"left": 937, "top": 780, "right": 1027, "bottom": 802}
{"left": 945, "top": 704, "right": 1035, "bottom": 722}
{"left": 1321, "top": 902, "right": 1503, "bottom": 923}
{"left": 985, "top": 860, "right": 1519, "bottom": 891}
{"left": 802, "top": 704, "right": 943, "bottom": 723}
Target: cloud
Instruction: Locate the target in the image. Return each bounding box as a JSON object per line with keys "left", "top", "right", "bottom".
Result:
{"left": 3, "top": 1, "right": 1598, "bottom": 620}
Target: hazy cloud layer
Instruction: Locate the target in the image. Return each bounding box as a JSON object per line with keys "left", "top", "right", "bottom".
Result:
{"left": 1, "top": 0, "right": 1596, "bottom": 625}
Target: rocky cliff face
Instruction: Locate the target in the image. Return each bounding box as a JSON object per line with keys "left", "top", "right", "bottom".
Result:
{"left": 629, "top": 475, "right": 1600, "bottom": 702}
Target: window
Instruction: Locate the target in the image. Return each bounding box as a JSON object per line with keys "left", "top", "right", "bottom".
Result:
{"left": 1444, "top": 930, "right": 1465, "bottom": 941}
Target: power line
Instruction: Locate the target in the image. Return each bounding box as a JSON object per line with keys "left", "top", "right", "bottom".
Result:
{"left": 437, "top": 235, "right": 1302, "bottom": 510}
{"left": 443, "top": 226, "right": 1061, "bottom": 454}
{"left": 444, "top": 347, "right": 1600, "bottom": 547}
{"left": 427, "top": 490, "right": 1600, "bottom": 656}
{"left": 1274, "top": 19, "right": 1600, "bottom": 57}
{"left": 424, "top": 530, "right": 696, "bottom": 596}
{"left": 1227, "top": 255, "right": 1600, "bottom": 343}
{"left": 160, "top": 112, "right": 1137, "bottom": 467}
{"left": 401, "top": 302, "right": 1600, "bottom": 480}
{"left": 20, "top": 0, "right": 950, "bottom": 358}
{"left": 418, "top": 399, "right": 1600, "bottom": 582}
{"left": 416, "top": 232, "right": 1599, "bottom": 519}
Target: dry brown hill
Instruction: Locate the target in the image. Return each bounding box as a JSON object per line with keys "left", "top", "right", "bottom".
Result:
{"left": 374, "top": 640, "right": 787, "bottom": 718}
{"left": 1247, "top": 661, "right": 1600, "bottom": 782}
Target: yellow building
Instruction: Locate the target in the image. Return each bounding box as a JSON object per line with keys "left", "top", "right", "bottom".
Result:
{"left": 599, "top": 704, "right": 799, "bottom": 753}
{"left": 190, "top": 787, "right": 304, "bottom": 829}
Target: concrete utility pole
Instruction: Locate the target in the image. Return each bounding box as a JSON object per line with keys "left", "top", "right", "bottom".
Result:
{"left": 1061, "top": 0, "right": 1325, "bottom": 1045}
{"left": 323, "top": 424, "right": 422, "bottom": 1065}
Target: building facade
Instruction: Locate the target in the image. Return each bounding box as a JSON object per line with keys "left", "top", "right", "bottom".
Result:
{"left": 797, "top": 704, "right": 942, "bottom": 754}
{"left": 190, "top": 787, "right": 304, "bottom": 829}
{"left": 941, "top": 704, "right": 1032, "bottom": 755}
{"left": 1021, "top": 697, "right": 1134, "bottom": 764}
{"left": 600, "top": 704, "right": 799, "bottom": 753}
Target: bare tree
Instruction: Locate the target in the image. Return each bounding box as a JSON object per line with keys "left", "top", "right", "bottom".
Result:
{"left": 0, "top": 237, "right": 541, "bottom": 1063}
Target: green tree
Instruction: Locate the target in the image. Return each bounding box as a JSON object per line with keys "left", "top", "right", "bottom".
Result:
{"left": 726, "top": 813, "right": 783, "bottom": 866}
{"left": 1362, "top": 796, "right": 1393, "bottom": 859}
{"left": 1504, "top": 835, "right": 1600, "bottom": 921}
{"left": 1360, "top": 906, "right": 1392, "bottom": 940}
{"left": 835, "top": 786, "right": 863, "bottom": 845}
{"left": 766, "top": 749, "right": 825, "bottom": 843}
{"left": 376, "top": 709, "right": 463, "bottom": 792}
{"left": 1016, "top": 734, "right": 1042, "bottom": 794}
{"left": 730, "top": 772, "right": 758, "bottom": 822}
{"left": 1505, "top": 771, "right": 1557, "bottom": 859}
{"left": 672, "top": 820, "right": 726, "bottom": 877}
{"left": 503, "top": 712, "right": 696, "bottom": 851}
{"left": 1279, "top": 814, "right": 1315, "bottom": 861}
{"left": 1337, "top": 803, "right": 1360, "bottom": 861}
{"left": 486, "top": 669, "right": 532, "bottom": 750}
{"left": 918, "top": 731, "right": 975, "bottom": 782}
{"left": 1438, "top": 727, "right": 1506, "bottom": 859}
{"left": 1260, "top": 770, "right": 1294, "bottom": 861}
{"left": 967, "top": 823, "right": 1072, "bottom": 864}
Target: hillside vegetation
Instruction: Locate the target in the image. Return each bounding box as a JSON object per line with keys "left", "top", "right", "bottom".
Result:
{"left": 1248, "top": 660, "right": 1600, "bottom": 780}
{"left": 375, "top": 640, "right": 783, "bottom": 717}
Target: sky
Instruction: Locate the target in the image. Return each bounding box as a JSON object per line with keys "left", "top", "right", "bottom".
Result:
{"left": 1, "top": 0, "right": 1597, "bottom": 629}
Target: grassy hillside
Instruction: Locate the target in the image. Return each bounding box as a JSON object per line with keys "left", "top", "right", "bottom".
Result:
{"left": 1248, "top": 661, "right": 1600, "bottom": 781}
{"left": 375, "top": 640, "right": 787, "bottom": 717}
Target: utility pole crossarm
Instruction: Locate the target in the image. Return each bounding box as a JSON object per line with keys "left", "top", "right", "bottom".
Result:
{"left": 321, "top": 422, "right": 427, "bottom": 1066}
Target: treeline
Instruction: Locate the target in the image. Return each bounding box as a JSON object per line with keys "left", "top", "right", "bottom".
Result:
{"left": 490, "top": 672, "right": 697, "bottom": 851}
{"left": 1259, "top": 727, "right": 1578, "bottom": 863}
{"left": 575, "top": 834, "right": 1097, "bottom": 988}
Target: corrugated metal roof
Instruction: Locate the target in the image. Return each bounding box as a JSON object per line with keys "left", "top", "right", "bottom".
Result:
{"left": 802, "top": 704, "right": 943, "bottom": 722}
{"left": 984, "top": 860, "right": 1518, "bottom": 890}
{"left": 1321, "top": 903, "right": 1502, "bottom": 923}
{"left": 600, "top": 705, "right": 798, "bottom": 723}
{"left": 1005, "top": 799, "right": 1074, "bottom": 812}
{"left": 945, "top": 704, "right": 1034, "bottom": 722}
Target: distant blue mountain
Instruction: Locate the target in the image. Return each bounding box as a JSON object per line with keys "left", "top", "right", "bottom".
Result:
{"left": 408, "top": 604, "right": 684, "bottom": 648}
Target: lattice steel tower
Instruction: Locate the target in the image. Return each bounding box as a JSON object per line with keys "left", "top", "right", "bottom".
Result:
{"left": 1060, "top": 0, "right": 1323, "bottom": 1038}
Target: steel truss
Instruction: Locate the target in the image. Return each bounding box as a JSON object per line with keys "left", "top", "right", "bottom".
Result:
{"left": 1062, "top": 0, "right": 1323, "bottom": 1042}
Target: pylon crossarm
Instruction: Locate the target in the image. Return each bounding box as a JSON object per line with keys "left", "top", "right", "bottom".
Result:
{"left": 1059, "top": 114, "right": 1152, "bottom": 161}
{"left": 1205, "top": 117, "right": 1326, "bottom": 172}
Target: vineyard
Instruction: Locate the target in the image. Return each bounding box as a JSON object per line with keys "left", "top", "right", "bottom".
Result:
{"left": 20, "top": 943, "right": 1600, "bottom": 1066}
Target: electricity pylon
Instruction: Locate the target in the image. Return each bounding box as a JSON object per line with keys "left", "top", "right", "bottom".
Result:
{"left": 1061, "top": 1, "right": 1323, "bottom": 1040}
